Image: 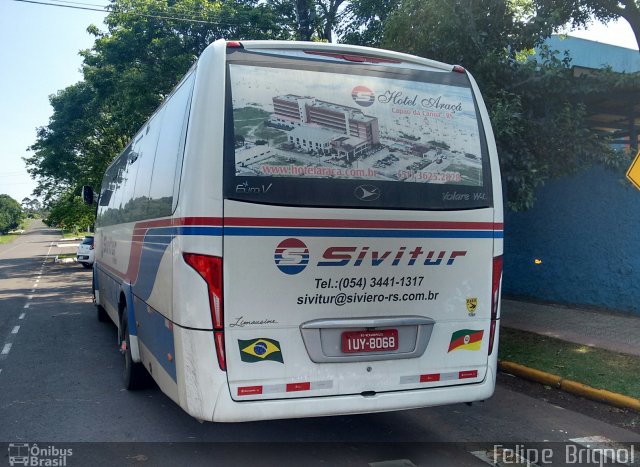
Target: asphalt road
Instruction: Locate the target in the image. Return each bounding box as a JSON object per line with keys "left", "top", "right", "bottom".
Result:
{"left": 0, "top": 221, "right": 638, "bottom": 466}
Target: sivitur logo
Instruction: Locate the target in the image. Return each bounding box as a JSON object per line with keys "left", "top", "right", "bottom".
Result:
{"left": 351, "top": 85, "right": 375, "bottom": 107}
{"left": 274, "top": 238, "right": 310, "bottom": 275}
{"left": 275, "top": 238, "right": 467, "bottom": 274}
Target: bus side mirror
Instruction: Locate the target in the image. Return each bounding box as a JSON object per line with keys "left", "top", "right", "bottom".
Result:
{"left": 82, "top": 186, "right": 94, "bottom": 205}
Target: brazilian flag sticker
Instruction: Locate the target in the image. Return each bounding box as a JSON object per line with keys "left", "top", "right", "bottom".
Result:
{"left": 238, "top": 338, "right": 284, "bottom": 363}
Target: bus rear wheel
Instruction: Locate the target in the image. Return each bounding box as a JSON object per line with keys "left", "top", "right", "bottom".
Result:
{"left": 120, "top": 310, "right": 148, "bottom": 390}
{"left": 92, "top": 280, "right": 108, "bottom": 322}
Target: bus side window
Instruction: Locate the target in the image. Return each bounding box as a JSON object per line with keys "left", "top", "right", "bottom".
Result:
{"left": 98, "top": 150, "right": 129, "bottom": 226}
{"left": 129, "top": 112, "right": 162, "bottom": 221}
{"left": 149, "top": 74, "right": 194, "bottom": 217}
{"left": 118, "top": 134, "right": 143, "bottom": 223}
{"left": 99, "top": 189, "right": 113, "bottom": 207}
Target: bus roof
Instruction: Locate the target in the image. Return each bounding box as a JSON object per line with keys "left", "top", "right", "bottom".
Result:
{"left": 222, "top": 39, "right": 456, "bottom": 73}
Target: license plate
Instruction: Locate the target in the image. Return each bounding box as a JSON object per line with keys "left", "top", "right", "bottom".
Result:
{"left": 341, "top": 329, "right": 399, "bottom": 353}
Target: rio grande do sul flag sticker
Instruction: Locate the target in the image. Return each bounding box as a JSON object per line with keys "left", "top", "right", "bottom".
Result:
{"left": 448, "top": 329, "right": 484, "bottom": 352}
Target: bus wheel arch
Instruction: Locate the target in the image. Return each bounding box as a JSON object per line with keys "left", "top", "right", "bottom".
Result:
{"left": 119, "top": 297, "right": 148, "bottom": 390}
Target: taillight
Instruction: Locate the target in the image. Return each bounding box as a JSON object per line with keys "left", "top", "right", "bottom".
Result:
{"left": 488, "top": 255, "right": 503, "bottom": 355}
{"left": 304, "top": 50, "right": 402, "bottom": 64}
{"left": 453, "top": 65, "right": 466, "bottom": 73}
{"left": 183, "top": 253, "right": 226, "bottom": 370}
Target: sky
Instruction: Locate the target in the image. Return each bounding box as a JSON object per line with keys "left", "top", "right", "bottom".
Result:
{"left": 0, "top": 1, "right": 638, "bottom": 204}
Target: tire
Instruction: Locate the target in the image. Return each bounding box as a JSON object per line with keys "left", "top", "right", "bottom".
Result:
{"left": 81, "top": 262, "right": 92, "bottom": 269}
{"left": 96, "top": 304, "right": 109, "bottom": 322}
{"left": 92, "top": 276, "right": 109, "bottom": 323}
{"left": 120, "top": 309, "right": 148, "bottom": 390}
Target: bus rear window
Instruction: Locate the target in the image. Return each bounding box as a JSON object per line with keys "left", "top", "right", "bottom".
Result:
{"left": 223, "top": 50, "right": 492, "bottom": 210}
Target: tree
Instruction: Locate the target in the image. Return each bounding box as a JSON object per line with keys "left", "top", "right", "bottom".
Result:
{"left": 274, "top": 0, "right": 375, "bottom": 43}
{"left": 43, "top": 190, "right": 95, "bottom": 231}
{"left": 24, "top": 0, "right": 637, "bottom": 215}
{"left": 25, "top": 0, "right": 290, "bottom": 228}
{"left": 0, "top": 195, "right": 23, "bottom": 234}
{"left": 337, "top": 0, "right": 400, "bottom": 47}
{"left": 530, "top": 0, "right": 640, "bottom": 52}
{"left": 21, "top": 197, "right": 42, "bottom": 217}
{"left": 384, "top": 0, "right": 632, "bottom": 210}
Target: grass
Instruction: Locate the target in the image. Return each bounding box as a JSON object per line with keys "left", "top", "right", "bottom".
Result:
{"left": 233, "top": 106, "right": 271, "bottom": 137}
{"left": 0, "top": 232, "right": 21, "bottom": 245}
{"left": 0, "top": 218, "right": 33, "bottom": 244}
{"left": 499, "top": 327, "right": 640, "bottom": 399}
{"left": 254, "top": 124, "right": 289, "bottom": 145}
{"left": 61, "top": 229, "right": 88, "bottom": 239}
{"left": 19, "top": 218, "right": 33, "bottom": 230}
{"left": 56, "top": 253, "right": 76, "bottom": 259}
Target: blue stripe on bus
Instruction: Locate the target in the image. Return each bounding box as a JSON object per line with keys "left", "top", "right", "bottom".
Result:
{"left": 222, "top": 227, "right": 503, "bottom": 239}
{"left": 123, "top": 282, "right": 137, "bottom": 337}
{"left": 134, "top": 231, "right": 173, "bottom": 301}
{"left": 176, "top": 226, "right": 223, "bottom": 236}
{"left": 131, "top": 224, "right": 501, "bottom": 298}
{"left": 134, "top": 296, "right": 176, "bottom": 382}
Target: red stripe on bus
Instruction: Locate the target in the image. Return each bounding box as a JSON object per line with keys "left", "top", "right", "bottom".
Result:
{"left": 177, "top": 217, "right": 223, "bottom": 226}
{"left": 101, "top": 217, "right": 223, "bottom": 283}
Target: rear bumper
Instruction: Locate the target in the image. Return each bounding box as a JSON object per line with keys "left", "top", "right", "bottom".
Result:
{"left": 208, "top": 366, "right": 496, "bottom": 422}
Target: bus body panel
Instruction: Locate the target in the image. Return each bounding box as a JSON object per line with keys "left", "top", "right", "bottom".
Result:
{"left": 94, "top": 39, "right": 503, "bottom": 422}
{"left": 151, "top": 324, "right": 498, "bottom": 422}
{"left": 222, "top": 201, "right": 499, "bottom": 400}
{"left": 210, "top": 361, "right": 498, "bottom": 422}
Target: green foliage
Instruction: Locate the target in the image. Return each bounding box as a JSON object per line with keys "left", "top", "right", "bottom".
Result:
{"left": 384, "top": 0, "right": 633, "bottom": 210}
{"left": 338, "top": 0, "right": 400, "bottom": 47}
{"left": 23, "top": 0, "right": 639, "bottom": 217}
{"left": 44, "top": 190, "right": 95, "bottom": 231}
{"left": 530, "top": 0, "right": 640, "bottom": 52}
{"left": 25, "top": 0, "right": 291, "bottom": 229}
{"left": 21, "top": 197, "right": 43, "bottom": 218}
{"left": 0, "top": 194, "right": 24, "bottom": 235}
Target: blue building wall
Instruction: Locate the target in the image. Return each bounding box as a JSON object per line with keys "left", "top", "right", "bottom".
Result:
{"left": 503, "top": 166, "right": 640, "bottom": 315}
{"left": 545, "top": 35, "right": 640, "bottom": 72}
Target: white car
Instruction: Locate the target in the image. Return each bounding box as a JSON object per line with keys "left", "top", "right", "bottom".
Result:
{"left": 76, "top": 235, "right": 94, "bottom": 269}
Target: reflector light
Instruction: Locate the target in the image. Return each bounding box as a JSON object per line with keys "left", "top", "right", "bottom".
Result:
{"left": 238, "top": 386, "right": 263, "bottom": 396}
{"left": 214, "top": 331, "right": 226, "bottom": 371}
{"left": 419, "top": 373, "right": 441, "bottom": 383}
{"left": 459, "top": 370, "right": 478, "bottom": 379}
{"left": 488, "top": 255, "right": 503, "bottom": 355}
{"left": 286, "top": 382, "right": 311, "bottom": 392}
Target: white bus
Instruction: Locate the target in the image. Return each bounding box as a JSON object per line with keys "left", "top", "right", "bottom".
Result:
{"left": 89, "top": 39, "right": 504, "bottom": 422}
